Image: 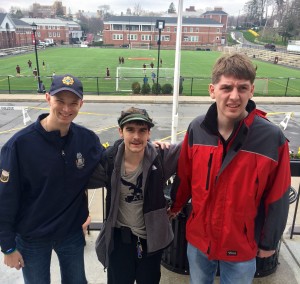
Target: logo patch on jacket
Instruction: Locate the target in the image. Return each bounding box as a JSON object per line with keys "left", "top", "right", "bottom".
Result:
{"left": 0, "top": 169, "right": 10, "bottom": 183}
{"left": 227, "top": 250, "right": 237, "bottom": 256}
{"left": 76, "top": 153, "right": 85, "bottom": 169}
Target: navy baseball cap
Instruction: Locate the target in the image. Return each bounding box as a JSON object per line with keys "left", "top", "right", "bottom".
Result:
{"left": 49, "top": 74, "right": 83, "bottom": 99}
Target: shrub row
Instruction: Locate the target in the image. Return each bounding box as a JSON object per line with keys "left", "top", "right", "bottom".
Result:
{"left": 131, "top": 82, "right": 173, "bottom": 95}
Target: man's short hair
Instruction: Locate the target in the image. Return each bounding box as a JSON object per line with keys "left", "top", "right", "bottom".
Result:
{"left": 212, "top": 53, "right": 257, "bottom": 84}
{"left": 118, "top": 107, "right": 154, "bottom": 129}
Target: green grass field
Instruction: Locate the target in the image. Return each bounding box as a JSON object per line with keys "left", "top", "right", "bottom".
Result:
{"left": 0, "top": 47, "right": 299, "bottom": 96}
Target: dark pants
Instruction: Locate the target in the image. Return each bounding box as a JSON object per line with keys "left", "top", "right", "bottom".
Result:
{"left": 108, "top": 228, "right": 163, "bottom": 284}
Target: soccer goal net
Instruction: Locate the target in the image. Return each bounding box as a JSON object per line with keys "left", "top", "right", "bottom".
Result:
{"left": 254, "top": 78, "right": 269, "bottom": 95}
{"left": 130, "top": 43, "right": 150, "bottom": 50}
{"left": 116, "top": 67, "right": 175, "bottom": 92}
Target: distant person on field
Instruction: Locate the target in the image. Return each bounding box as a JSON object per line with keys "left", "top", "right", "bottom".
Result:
{"left": 121, "top": 57, "right": 125, "bottom": 64}
{"left": 150, "top": 62, "right": 154, "bottom": 69}
{"left": 151, "top": 72, "right": 156, "bottom": 83}
{"left": 27, "top": 60, "right": 32, "bottom": 69}
{"left": 39, "top": 80, "right": 46, "bottom": 93}
{"left": 16, "top": 65, "right": 21, "bottom": 77}
{"left": 160, "top": 58, "right": 162, "bottom": 67}
{"left": 106, "top": 67, "right": 110, "bottom": 78}
{"left": 143, "top": 63, "right": 146, "bottom": 74}
{"left": 143, "top": 75, "right": 148, "bottom": 85}
{"left": 51, "top": 71, "right": 56, "bottom": 82}
{"left": 119, "top": 56, "right": 122, "bottom": 64}
{"left": 33, "top": 68, "right": 38, "bottom": 80}
{"left": 179, "top": 76, "right": 184, "bottom": 94}
{"left": 42, "top": 60, "right": 46, "bottom": 70}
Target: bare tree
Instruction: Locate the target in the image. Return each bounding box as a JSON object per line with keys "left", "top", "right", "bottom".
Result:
{"left": 133, "top": 3, "right": 143, "bottom": 15}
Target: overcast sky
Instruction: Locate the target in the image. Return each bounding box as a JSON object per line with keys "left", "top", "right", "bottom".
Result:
{"left": 0, "top": 0, "right": 246, "bottom": 16}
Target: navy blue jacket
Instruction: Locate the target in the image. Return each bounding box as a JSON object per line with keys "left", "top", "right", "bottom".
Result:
{"left": 0, "top": 114, "right": 104, "bottom": 252}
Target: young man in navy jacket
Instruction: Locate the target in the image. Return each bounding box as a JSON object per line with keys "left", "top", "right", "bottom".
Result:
{"left": 0, "top": 74, "right": 105, "bottom": 283}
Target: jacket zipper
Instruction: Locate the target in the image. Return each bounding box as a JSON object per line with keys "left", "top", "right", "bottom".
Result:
{"left": 206, "top": 153, "right": 213, "bottom": 190}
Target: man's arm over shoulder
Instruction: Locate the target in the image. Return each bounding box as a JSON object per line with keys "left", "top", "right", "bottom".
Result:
{"left": 161, "top": 141, "right": 182, "bottom": 180}
{"left": 170, "top": 133, "right": 192, "bottom": 214}
{"left": 87, "top": 161, "right": 107, "bottom": 189}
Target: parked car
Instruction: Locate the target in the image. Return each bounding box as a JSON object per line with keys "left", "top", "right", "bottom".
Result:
{"left": 264, "top": 43, "right": 276, "bottom": 51}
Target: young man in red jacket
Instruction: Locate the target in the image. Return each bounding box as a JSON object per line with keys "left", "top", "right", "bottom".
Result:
{"left": 169, "top": 53, "right": 291, "bottom": 284}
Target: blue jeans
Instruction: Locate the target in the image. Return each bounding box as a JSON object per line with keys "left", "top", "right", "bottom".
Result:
{"left": 187, "top": 242, "right": 256, "bottom": 284}
{"left": 16, "top": 230, "right": 87, "bottom": 284}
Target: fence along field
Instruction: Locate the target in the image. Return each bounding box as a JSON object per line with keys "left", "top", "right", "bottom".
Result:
{"left": 0, "top": 47, "right": 299, "bottom": 96}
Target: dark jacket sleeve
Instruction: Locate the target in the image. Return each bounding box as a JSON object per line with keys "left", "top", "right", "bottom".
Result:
{"left": 258, "top": 139, "right": 291, "bottom": 250}
{"left": 87, "top": 162, "right": 107, "bottom": 189}
{"left": 0, "top": 143, "right": 21, "bottom": 252}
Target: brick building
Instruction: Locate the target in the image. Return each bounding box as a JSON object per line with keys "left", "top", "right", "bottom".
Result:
{"left": 0, "top": 13, "right": 32, "bottom": 49}
{"left": 103, "top": 14, "right": 226, "bottom": 48}
{"left": 20, "top": 18, "right": 82, "bottom": 44}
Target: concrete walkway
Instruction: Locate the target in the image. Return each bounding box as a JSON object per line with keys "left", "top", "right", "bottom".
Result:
{"left": 0, "top": 94, "right": 300, "bottom": 283}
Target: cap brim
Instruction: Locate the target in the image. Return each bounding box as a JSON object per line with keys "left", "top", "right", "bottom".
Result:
{"left": 120, "top": 117, "right": 154, "bottom": 127}
{"left": 50, "top": 87, "right": 83, "bottom": 99}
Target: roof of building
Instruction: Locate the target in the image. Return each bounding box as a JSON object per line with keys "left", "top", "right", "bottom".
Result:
{"left": 20, "top": 17, "right": 80, "bottom": 27}
{"left": 105, "top": 15, "right": 222, "bottom": 26}
{"left": 11, "top": 18, "right": 31, "bottom": 27}
{"left": 203, "top": 10, "right": 228, "bottom": 15}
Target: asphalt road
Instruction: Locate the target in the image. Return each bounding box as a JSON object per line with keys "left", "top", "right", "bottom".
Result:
{"left": 0, "top": 101, "right": 299, "bottom": 153}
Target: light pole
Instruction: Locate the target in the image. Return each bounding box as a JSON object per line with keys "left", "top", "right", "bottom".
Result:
{"left": 31, "top": 22, "right": 43, "bottom": 93}
{"left": 156, "top": 19, "right": 165, "bottom": 94}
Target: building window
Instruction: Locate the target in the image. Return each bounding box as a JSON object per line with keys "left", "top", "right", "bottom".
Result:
{"left": 174, "top": 27, "right": 177, "bottom": 32}
{"left": 53, "top": 32, "right": 56, "bottom": 37}
{"left": 113, "top": 24, "right": 122, "bottom": 30}
{"left": 183, "top": 36, "right": 189, "bottom": 41}
{"left": 127, "top": 34, "right": 137, "bottom": 41}
{"left": 141, "top": 35, "right": 152, "bottom": 41}
{"left": 161, "top": 35, "right": 170, "bottom": 41}
{"left": 48, "top": 32, "right": 52, "bottom": 37}
{"left": 113, "top": 34, "right": 123, "bottom": 40}
{"left": 141, "top": 25, "right": 151, "bottom": 31}
{"left": 189, "top": 36, "right": 199, "bottom": 42}
{"left": 217, "top": 28, "right": 220, "bottom": 33}
{"left": 166, "top": 27, "right": 170, "bottom": 32}
{"left": 57, "top": 32, "right": 60, "bottom": 37}
{"left": 190, "top": 27, "right": 193, "bottom": 32}
{"left": 184, "top": 27, "right": 187, "bottom": 32}
{"left": 196, "top": 28, "right": 199, "bottom": 32}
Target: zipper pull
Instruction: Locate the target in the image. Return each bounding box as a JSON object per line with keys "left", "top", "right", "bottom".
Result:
{"left": 136, "top": 237, "right": 143, "bottom": 259}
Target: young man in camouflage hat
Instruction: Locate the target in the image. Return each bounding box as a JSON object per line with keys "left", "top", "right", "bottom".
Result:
{"left": 88, "top": 107, "right": 181, "bottom": 284}
{"left": 0, "top": 74, "right": 105, "bottom": 283}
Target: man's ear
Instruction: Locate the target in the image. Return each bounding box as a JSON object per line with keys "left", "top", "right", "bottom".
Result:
{"left": 209, "top": 84, "right": 215, "bottom": 99}
{"left": 45, "top": 93, "right": 51, "bottom": 104}
{"left": 118, "top": 127, "right": 123, "bottom": 138}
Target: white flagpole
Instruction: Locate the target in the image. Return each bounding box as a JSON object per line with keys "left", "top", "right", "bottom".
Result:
{"left": 171, "top": 0, "right": 183, "bottom": 143}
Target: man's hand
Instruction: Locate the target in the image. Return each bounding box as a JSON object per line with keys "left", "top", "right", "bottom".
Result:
{"left": 82, "top": 215, "right": 91, "bottom": 235}
{"left": 152, "top": 140, "right": 170, "bottom": 149}
{"left": 257, "top": 248, "right": 276, "bottom": 258}
{"left": 167, "top": 207, "right": 179, "bottom": 220}
{"left": 4, "top": 250, "right": 24, "bottom": 270}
